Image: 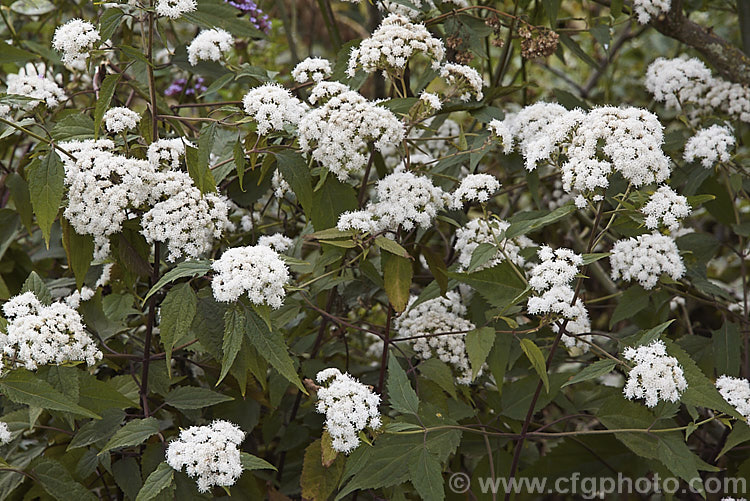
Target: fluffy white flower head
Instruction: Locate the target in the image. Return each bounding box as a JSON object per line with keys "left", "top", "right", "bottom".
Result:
{"left": 52, "top": 19, "right": 101, "bottom": 69}
{"left": 0, "top": 422, "right": 10, "bottom": 445}
{"left": 453, "top": 218, "right": 529, "bottom": 271}
{"left": 609, "top": 232, "right": 685, "bottom": 290}
{"left": 242, "top": 84, "right": 307, "bottom": 134}
{"left": 156, "top": 0, "right": 196, "bottom": 18}
{"left": 257, "top": 233, "right": 293, "bottom": 252}
{"left": 315, "top": 368, "right": 381, "bottom": 453}
{"left": 147, "top": 138, "right": 192, "bottom": 170}
{"left": 716, "top": 375, "right": 750, "bottom": 420}
{"left": 211, "top": 245, "right": 290, "bottom": 308}
{"left": 623, "top": 340, "right": 687, "bottom": 407}
{"left": 103, "top": 107, "right": 141, "bottom": 134}
{"left": 642, "top": 186, "right": 691, "bottom": 232}
{"left": 187, "top": 28, "right": 233, "bottom": 66}
{"left": 6, "top": 71, "right": 67, "bottom": 108}
{"left": 633, "top": 0, "right": 671, "bottom": 24}
{"left": 683, "top": 125, "right": 735, "bottom": 168}
{"left": 440, "top": 63, "right": 484, "bottom": 101}
{"left": 166, "top": 420, "right": 245, "bottom": 493}
{"left": 450, "top": 174, "right": 500, "bottom": 209}
{"left": 292, "top": 57, "right": 333, "bottom": 83}
{"left": 644, "top": 57, "right": 711, "bottom": 110}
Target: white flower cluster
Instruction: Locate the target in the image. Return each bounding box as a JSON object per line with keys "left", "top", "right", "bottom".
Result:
{"left": 418, "top": 91, "right": 442, "bottom": 111}
{"left": 298, "top": 82, "right": 404, "bottom": 181}
{"left": 395, "top": 292, "right": 479, "bottom": 384}
{"left": 155, "top": 0, "right": 196, "bottom": 18}
{"left": 0, "top": 291, "right": 102, "bottom": 371}
{"left": 347, "top": 14, "right": 444, "bottom": 77}
{"left": 642, "top": 186, "right": 691, "bottom": 232}
{"left": 6, "top": 71, "right": 67, "bottom": 108}
{"left": 453, "top": 218, "right": 529, "bottom": 271}
{"left": 103, "top": 107, "right": 141, "bottom": 134}
{"left": 645, "top": 57, "right": 750, "bottom": 122}
{"left": 450, "top": 173, "right": 500, "bottom": 209}
{"left": 716, "top": 375, "right": 750, "bottom": 419}
{"left": 257, "top": 233, "right": 292, "bottom": 252}
{"left": 609, "top": 232, "right": 685, "bottom": 290}
{"left": 187, "top": 28, "right": 233, "bottom": 66}
{"left": 147, "top": 138, "right": 191, "bottom": 170}
{"left": 272, "top": 169, "right": 291, "bottom": 199}
{"left": 52, "top": 18, "right": 100, "bottom": 69}
{"left": 0, "top": 422, "right": 11, "bottom": 445}
{"left": 374, "top": 0, "right": 468, "bottom": 19}
{"left": 166, "top": 420, "right": 245, "bottom": 493}
{"left": 683, "top": 125, "right": 735, "bottom": 168}
{"left": 440, "top": 63, "right": 484, "bottom": 102}
{"left": 382, "top": 117, "right": 459, "bottom": 168}
{"left": 211, "top": 245, "right": 290, "bottom": 308}
{"left": 242, "top": 84, "right": 307, "bottom": 135}
{"left": 292, "top": 57, "right": 332, "bottom": 83}
{"left": 315, "top": 368, "right": 382, "bottom": 453}
{"left": 623, "top": 340, "right": 687, "bottom": 407}
{"left": 526, "top": 246, "right": 591, "bottom": 351}
{"left": 337, "top": 170, "right": 446, "bottom": 234}
{"left": 632, "top": 0, "right": 671, "bottom": 24}
{"left": 141, "top": 171, "right": 231, "bottom": 262}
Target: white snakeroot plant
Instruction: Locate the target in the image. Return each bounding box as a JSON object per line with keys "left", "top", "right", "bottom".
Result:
{"left": 103, "top": 107, "right": 141, "bottom": 134}
{"left": 0, "top": 291, "right": 102, "bottom": 371}
{"left": 610, "top": 232, "right": 685, "bottom": 290}
{"left": 315, "top": 368, "right": 382, "bottom": 453}
{"left": 187, "top": 28, "right": 233, "bottom": 66}
{"left": 450, "top": 173, "right": 500, "bottom": 209}
{"left": 623, "top": 340, "right": 687, "bottom": 407}
{"left": 683, "top": 124, "right": 736, "bottom": 168}
{"left": 440, "top": 63, "right": 485, "bottom": 101}
{"left": 242, "top": 84, "right": 307, "bottom": 134}
{"left": 211, "top": 245, "right": 290, "bottom": 308}
{"left": 52, "top": 18, "right": 100, "bottom": 69}
{"left": 155, "top": 0, "right": 196, "bottom": 18}
{"left": 347, "top": 14, "right": 445, "bottom": 78}
{"left": 715, "top": 375, "right": 750, "bottom": 419}
{"left": 395, "top": 292, "right": 480, "bottom": 384}
{"left": 642, "top": 185, "right": 691, "bottom": 232}
{"left": 166, "top": 420, "right": 245, "bottom": 493}
{"left": 453, "top": 218, "right": 529, "bottom": 271}
{"left": 292, "top": 57, "right": 332, "bottom": 83}
{"left": 632, "top": 0, "right": 671, "bottom": 24}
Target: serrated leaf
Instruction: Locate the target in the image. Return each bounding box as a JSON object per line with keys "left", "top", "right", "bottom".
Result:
{"left": 408, "top": 448, "right": 444, "bottom": 501}
{"left": 374, "top": 236, "right": 409, "bottom": 258}
{"left": 465, "top": 327, "right": 495, "bottom": 381}
{"left": 164, "top": 386, "right": 233, "bottom": 409}
{"left": 0, "top": 369, "right": 99, "bottom": 419}
{"left": 561, "top": 359, "right": 617, "bottom": 388}
{"left": 637, "top": 320, "right": 674, "bottom": 346}
{"left": 505, "top": 204, "right": 576, "bottom": 239}
{"left": 713, "top": 322, "right": 741, "bottom": 377}
{"left": 310, "top": 176, "right": 358, "bottom": 231}
{"left": 387, "top": 354, "right": 419, "bottom": 415}
{"left": 275, "top": 151, "right": 313, "bottom": 214}
{"left": 99, "top": 8, "right": 124, "bottom": 41}
{"left": 98, "top": 417, "right": 160, "bottom": 455}
{"left": 610, "top": 285, "right": 649, "bottom": 328}
{"left": 20, "top": 271, "right": 51, "bottom": 305}
{"left": 717, "top": 422, "right": 750, "bottom": 459}
{"left": 61, "top": 218, "right": 94, "bottom": 290}
{"left": 143, "top": 260, "right": 212, "bottom": 303}
{"left": 159, "top": 282, "right": 197, "bottom": 375}
{"left": 466, "top": 242, "right": 497, "bottom": 272}
{"left": 135, "top": 462, "right": 173, "bottom": 501}
{"left": 447, "top": 262, "right": 527, "bottom": 310}
{"left": 240, "top": 452, "right": 276, "bottom": 471}
{"left": 301, "top": 440, "right": 343, "bottom": 501}
{"left": 520, "top": 338, "right": 549, "bottom": 393}
{"left": 382, "top": 251, "right": 412, "bottom": 313}
{"left": 417, "top": 359, "right": 457, "bottom": 399}
{"left": 219, "top": 305, "right": 244, "bottom": 384}
{"left": 33, "top": 458, "right": 97, "bottom": 501}
{"left": 94, "top": 74, "right": 121, "bottom": 139}
{"left": 28, "top": 150, "right": 64, "bottom": 247}
{"left": 186, "top": 123, "right": 217, "bottom": 194}
{"left": 77, "top": 375, "right": 136, "bottom": 414}
{"left": 67, "top": 409, "right": 125, "bottom": 450}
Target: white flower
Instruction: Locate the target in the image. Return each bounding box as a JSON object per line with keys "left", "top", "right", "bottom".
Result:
{"left": 644, "top": 57, "right": 711, "bottom": 110}
{"left": 453, "top": 218, "right": 529, "bottom": 271}
{"left": 103, "top": 107, "right": 141, "bottom": 134}
{"left": 211, "top": 245, "right": 290, "bottom": 308}
{"left": 147, "top": 138, "right": 192, "bottom": 170}
{"left": 315, "top": 368, "right": 381, "bottom": 453}
{"left": 642, "top": 186, "right": 691, "bottom": 232}
{"left": 394, "top": 292, "right": 479, "bottom": 384}
{"left": 683, "top": 125, "right": 735, "bottom": 168}
{"left": 609, "top": 232, "right": 685, "bottom": 290}
{"left": 347, "top": 14, "right": 444, "bottom": 77}
{"left": 187, "top": 28, "right": 233, "bottom": 66}
{"left": 0, "top": 422, "right": 11, "bottom": 444}
{"left": 0, "top": 291, "right": 102, "bottom": 371}
{"left": 52, "top": 19, "right": 100, "bottom": 69}
{"left": 337, "top": 210, "right": 378, "bottom": 233}
{"left": 633, "top": 0, "right": 671, "bottom": 24}
{"left": 166, "top": 420, "right": 245, "bottom": 493}
{"left": 155, "top": 0, "right": 196, "bottom": 18}
{"left": 257, "top": 233, "right": 293, "bottom": 252}
{"left": 450, "top": 173, "right": 500, "bottom": 209}
{"left": 298, "top": 82, "right": 404, "bottom": 181}
{"left": 440, "top": 63, "right": 484, "bottom": 101}
{"left": 623, "top": 340, "right": 687, "bottom": 407}
{"left": 272, "top": 169, "right": 291, "bottom": 199}
{"left": 528, "top": 246, "right": 582, "bottom": 292}
{"left": 242, "top": 84, "right": 307, "bottom": 135}
{"left": 6, "top": 71, "right": 67, "bottom": 108}
{"left": 716, "top": 375, "right": 750, "bottom": 420}
{"left": 419, "top": 91, "right": 442, "bottom": 111}
{"left": 141, "top": 171, "right": 231, "bottom": 262}
{"left": 64, "top": 286, "right": 95, "bottom": 309}
{"left": 292, "top": 57, "right": 332, "bottom": 83}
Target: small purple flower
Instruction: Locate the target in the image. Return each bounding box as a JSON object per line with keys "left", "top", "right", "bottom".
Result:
{"left": 165, "top": 77, "right": 208, "bottom": 98}
{"left": 225, "top": 0, "right": 271, "bottom": 34}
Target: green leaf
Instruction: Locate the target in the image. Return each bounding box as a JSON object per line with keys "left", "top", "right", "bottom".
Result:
{"left": 465, "top": 327, "right": 495, "bottom": 381}
{"left": 637, "top": 320, "right": 675, "bottom": 346}
{"left": 233, "top": 138, "right": 246, "bottom": 189}
{"left": 135, "top": 462, "right": 174, "bottom": 501}
{"left": 0, "top": 42, "right": 36, "bottom": 63}
{"left": 77, "top": 374, "right": 137, "bottom": 414}
{"left": 561, "top": 359, "right": 617, "bottom": 388}
{"left": 382, "top": 251, "right": 413, "bottom": 313}
{"left": 33, "top": 458, "right": 97, "bottom": 501}
{"left": 386, "top": 354, "right": 419, "bottom": 415}
{"left": 182, "top": 0, "right": 264, "bottom": 39}
{"left": 421, "top": 248, "right": 448, "bottom": 295}
{"left": 219, "top": 305, "right": 244, "bottom": 384}
{"left": 581, "top": 252, "right": 610, "bottom": 265}
{"left": 113, "top": 458, "right": 143, "bottom": 501}
{"left": 487, "top": 333, "right": 511, "bottom": 395}
{"left": 98, "top": 417, "right": 160, "bottom": 455}
{"left": 417, "top": 359, "right": 457, "bottom": 399}
{"left": 505, "top": 204, "right": 576, "bottom": 239}
{"left": 275, "top": 151, "right": 313, "bottom": 214}
{"left": 447, "top": 262, "right": 527, "bottom": 310}
{"left": 99, "top": 8, "right": 124, "bottom": 41}
{"left": 466, "top": 242, "right": 497, "bottom": 272}
{"left": 186, "top": 124, "right": 217, "bottom": 194}
{"left": 408, "top": 448, "right": 444, "bottom": 501}
{"left": 51, "top": 114, "right": 95, "bottom": 142}
{"left": 164, "top": 386, "right": 233, "bottom": 409}
{"left": 159, "top": 282, "right": 197, "bottom": 374}
{"left": 559, "top": 34, "right": 600, "bottom": 69}
{"left": 0, "top": 369, "right": 99, "bottom": 419}
{"left": 717, "top": 422, "right": 750, "bottom": 459}
{"left": 61, "top": 218, "right": 94, "bottom": 290}
{"left": 713, "top": 322, "right": 741, "bottom": 377}
{"left": 520, "top": 339, "right": 549, "bottom": 393}
{"left": 6, "top": 172, "right": 33, "bottom": 233}
{"left": 68, "top": 409, "right": 125, "bottom": 450}
{"left": 21, "top": 271, "right": 51, "bottom": 305}
{"left": 244, "top": 307, "right": 306, "bottom": 393}
{"left": 301, "top": 440, "right": 343, "bottom": 501}
{"left": 374, "top": 236, "right": 410, "bottom": 258}
{"left": 94, "top": 74, "right": 121, "bottom": 139}
{"left": 240, "top": 452, "right": 277, "bottom": 471}
{"left": 610, "top": 285, "right": 649, "bottom": 328}
{"left": 143, "top": 260, "right": 212, "bottom": 303}
{"left": 28, "top": 150, "right": 64, "bottom": 247}
{"left": 310, "top": 176, "right": 357, "bottom": 230}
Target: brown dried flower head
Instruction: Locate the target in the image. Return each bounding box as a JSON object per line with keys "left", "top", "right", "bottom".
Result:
{"left": 519, "top": 25, "right": 559, "bottom": 59}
